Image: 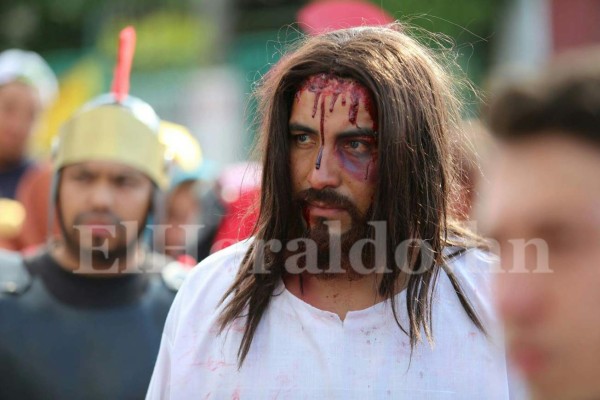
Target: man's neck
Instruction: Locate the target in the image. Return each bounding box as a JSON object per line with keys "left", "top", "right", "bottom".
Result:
{"left": 283, "top": 272, "right": 406, "bottom": 321}
{"left": 50, "top": 241, "right": 145, "bottom": 278}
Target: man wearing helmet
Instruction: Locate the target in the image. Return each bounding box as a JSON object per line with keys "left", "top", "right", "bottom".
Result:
{"left": 0, "top": 28, "right": 188, "bottom": 399}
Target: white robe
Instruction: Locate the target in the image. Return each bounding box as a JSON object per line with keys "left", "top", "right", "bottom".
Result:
{"left": 147, "top": 239, "right": 520, "bottom": 399}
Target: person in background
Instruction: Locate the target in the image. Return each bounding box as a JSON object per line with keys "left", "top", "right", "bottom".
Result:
{"left": 1, "top": 161, "right": 54, "bottom": 251}
{"left": 191, "top": 162, "right": 261, "bottom": 262}
{"left": 0, "top": 27, "right": 189, "bottom": 399}
{"left": 154, "top": 120, "right": 204, "bottom": 260}
{"left": 479, "top": 47, "right": 600, "bottom": 400}
{"left": 0, "top": 49, "right": 57, "bottom": 247}
{"left": 208, "top": 162, "right": 261, "bottom": 252}
{"left": 6, "top": 121, "right": 204, "bottom": 255}
{"left": 0, "top": 49, "right": 57, "bottom": 199}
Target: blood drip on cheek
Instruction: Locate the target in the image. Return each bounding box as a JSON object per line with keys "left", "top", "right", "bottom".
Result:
{"left": 336, "top": 147, "right": 378, "bottom": 182}
{"left": 315, "top": 101, "right": 325, "bottom": 169}
{"left": 302, "top": 205, "right": 311, "bottom": 227}
{"left": 364, "top": 156, "right": 378, "bottom": 182}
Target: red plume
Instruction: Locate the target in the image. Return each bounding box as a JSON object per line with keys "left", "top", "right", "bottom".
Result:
{"left": 111, "top": 26, "right": 136, "bottom": 102}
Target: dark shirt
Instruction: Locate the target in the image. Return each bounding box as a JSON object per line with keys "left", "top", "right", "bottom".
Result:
{"left": 0, "top": 250, "right": 177, "bottom": 400}
{"left": 0, "top": 160, "right": 32, "bottom": 199}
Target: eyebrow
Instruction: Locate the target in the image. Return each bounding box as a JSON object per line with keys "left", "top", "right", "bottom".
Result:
{"left": 337, "top": 128, "right": 377, "bottom": 138}
{"left": 288, "top": 123, "right": 377, "bottom": 138}
{"left": 288, "top": 123, "right": 318, "bottom": 134}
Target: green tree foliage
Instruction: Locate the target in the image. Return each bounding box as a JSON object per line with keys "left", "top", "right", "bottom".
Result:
{"left": 98, "top": 10, "right": 216, "bottom": 70}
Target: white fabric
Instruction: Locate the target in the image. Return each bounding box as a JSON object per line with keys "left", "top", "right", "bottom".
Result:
{"left": 0, "top": 49, "right": 58, "bottom": 107}
{"left": 147, "top": 239, "right": 515, "bottom": 399}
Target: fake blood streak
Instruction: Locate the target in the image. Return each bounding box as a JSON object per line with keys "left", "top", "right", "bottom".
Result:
{"left": 349, "top": 89, "right": 360, "bottom": 126}
{"left": 315, "top": 101, "right": 325, "bottom": 169}
{"left": 297, "top": 73, "right": 378, "bottom": 179}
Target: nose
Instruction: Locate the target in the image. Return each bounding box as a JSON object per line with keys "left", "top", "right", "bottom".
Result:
{"left": 495, "top": 267, "right": 548, "bottom": 328}
{"left": 88, "top": 182, "right": 115, "bottom": 211}
{"left": 4, "top": 114, "right": 30, "bottom": 140}
{"left": 306, "top": 146, "right": 342, "bottom": 190}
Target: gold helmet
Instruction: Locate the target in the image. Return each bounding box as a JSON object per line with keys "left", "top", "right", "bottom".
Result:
{"left": 53, "top": 27, "right": 168, "bottom": 189}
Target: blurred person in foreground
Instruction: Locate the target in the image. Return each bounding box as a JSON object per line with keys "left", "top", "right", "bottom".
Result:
{"left": 479, "top": 48, "right": 600, "bottom": 399}
{"left": 147, "top": 23, "right": 516, "bottom": 399}
{"left": 0, "top": 28, "right": 188, "bottom": 399}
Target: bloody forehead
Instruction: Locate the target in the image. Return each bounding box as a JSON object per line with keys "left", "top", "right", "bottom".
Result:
{"left": 294, "top": 73, "right": 378, "bottom": 130}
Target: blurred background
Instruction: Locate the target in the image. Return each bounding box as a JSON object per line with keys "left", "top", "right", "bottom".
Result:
{"left": 5, "top": 0, "right": 596, "bottom": 172}
{"left": 2, "top": 0, "right": 599, "bottom": 255}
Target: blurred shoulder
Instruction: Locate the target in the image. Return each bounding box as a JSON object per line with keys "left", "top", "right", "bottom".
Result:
{"left": 444, "top": 246, "right": 499, "bottom": 286}
{"left": 442, "top": 246, "right": 500, "bottom": 325}
{"left": 0, "top": 249, "right": 31, "bottom": 296}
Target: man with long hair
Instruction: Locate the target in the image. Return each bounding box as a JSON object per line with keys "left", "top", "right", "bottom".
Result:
{"left": 480, "top": 48, "right": 600, "bottom": 400}
{"left": 148, "top": 24, "right": 514, "bottom": 398}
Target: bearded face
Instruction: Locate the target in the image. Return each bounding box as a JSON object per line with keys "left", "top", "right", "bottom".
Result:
{"left": 287, "top": 74, "right": 379, "bottom": 277}
{"left": 57, "top": 161, "right": 153, "bottom": 270}
{"left": 286, "top": 187, "right": 376, "bottom": 277}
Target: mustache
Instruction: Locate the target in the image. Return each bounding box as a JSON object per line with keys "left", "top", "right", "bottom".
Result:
{"left": 294, "top": 188, "right": 356, "bottom": 210}
{"left": 73, "top": 212, "right": 121, "bottom": 227}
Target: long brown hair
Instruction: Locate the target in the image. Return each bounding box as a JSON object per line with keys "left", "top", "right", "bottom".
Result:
{"left": 219, "top": 23, "right": 486, "bottom": 366}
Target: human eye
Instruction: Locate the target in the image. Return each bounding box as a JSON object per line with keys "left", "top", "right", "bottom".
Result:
{"left": 115, "top": 176, "right": 139, "bottom": 188}
{"left": 348, "top": 140, "right": 364, "bottom": 150}
{"left": 291, "top": 132, "right": 316, "bottom": 148}
{"left": 72, "top": 171, "right": 93, "bottom": 183}
{"left": 296, "top": 134, "right": 309, "bottom": 143}
{"left": 343, "top": 137, "right": 376, "bottom": 156}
